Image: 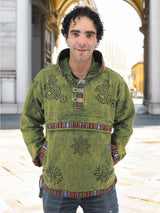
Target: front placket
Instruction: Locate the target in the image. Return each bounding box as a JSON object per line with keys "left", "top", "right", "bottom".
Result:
{"left": 72, "top": 79, "right": 85, "bottom": 110}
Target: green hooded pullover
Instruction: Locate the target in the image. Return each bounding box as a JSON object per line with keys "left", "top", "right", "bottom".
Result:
{"left": 20, "top": 49, "right": 135, "bottom": 194}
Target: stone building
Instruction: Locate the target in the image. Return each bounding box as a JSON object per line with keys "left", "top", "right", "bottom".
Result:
{"left": 132, "top": 62, "right": 144, "bottom": 95}
{"left": 0, "top": 0, "right": 95, "bottom": 114}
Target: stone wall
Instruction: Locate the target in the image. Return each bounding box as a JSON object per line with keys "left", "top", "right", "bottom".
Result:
{"left": 0, "top": 0, "right": 16, "bottom": 103}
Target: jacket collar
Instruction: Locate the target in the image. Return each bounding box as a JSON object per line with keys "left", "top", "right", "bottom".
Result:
{"left": 56, "top": 48, "right": 105, "bottom": 79}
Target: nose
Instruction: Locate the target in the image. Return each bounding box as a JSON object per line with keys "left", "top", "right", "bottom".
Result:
{"left": 77, "top": 34, "right": 87, "bottom": 47}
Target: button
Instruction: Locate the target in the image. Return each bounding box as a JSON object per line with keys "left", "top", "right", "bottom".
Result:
{"left": 70, "top": 78, "right": 74, "bottom": 83}
{"left": 72, "top": 97, "right": 76, "bottom": 102}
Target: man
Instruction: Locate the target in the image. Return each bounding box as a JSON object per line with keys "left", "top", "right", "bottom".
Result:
{"left": 20, "top": 6, "right": 135, "bottom": 213}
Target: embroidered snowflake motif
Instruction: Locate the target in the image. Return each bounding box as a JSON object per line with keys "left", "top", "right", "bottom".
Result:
{"left": 44, "top": 166, "right": 63, "bottom": 185}
{"left": 95, "top": 79, "right": 115, "bottom": 107}
{"left": 44, "top": 75, "right": 67, "bottom": 102}
{"left": 94, "top": 164, "right": 110, "bottom": 183}
{"left": 44, "top": 83, "right": 61, "bottom": 100}
{"left": 71, "top": 136, "right": 90, "bottom": 157}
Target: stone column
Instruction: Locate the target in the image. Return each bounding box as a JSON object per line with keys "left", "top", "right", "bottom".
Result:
{"left": 16, "top": 0, "right": 32, "bottom": 113}
{"left": 148, "top": 0, "right": 160, "bottom": 114}
{"left": 140, "top": 0, "right": 149, "bottom": 108}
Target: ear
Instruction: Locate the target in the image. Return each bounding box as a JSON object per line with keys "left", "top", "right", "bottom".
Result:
{"left": 95, "top": 40, "right": 99, "bottom": 48}
{"left": 65, "top": 37, "right": 69, "bottom": 46}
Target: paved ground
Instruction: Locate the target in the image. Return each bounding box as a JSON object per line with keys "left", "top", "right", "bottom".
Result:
{"left": 0, "top": 99, "right": 160, "bottom": 213}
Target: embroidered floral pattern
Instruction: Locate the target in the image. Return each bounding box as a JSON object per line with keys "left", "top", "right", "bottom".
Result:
{"left": 95, "top": 79, "right": 115, "bottom": 107}
{"left": 44, "top": 75, "right": 67, "bottom": 102}
{"left": 94, "top": 164, "right": 110, "bottom": 183}
{"left": 71, "top": 136, "right": 90, "bottom": 157}
{"left": 44, "top": 166, "right": 63, "bottom": 185}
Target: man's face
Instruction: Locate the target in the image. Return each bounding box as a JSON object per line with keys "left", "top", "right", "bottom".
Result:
{"left": 66, "top": 16, "right": 98, "bottom": 63}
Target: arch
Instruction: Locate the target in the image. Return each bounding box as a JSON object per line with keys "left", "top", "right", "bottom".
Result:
{"left": 49, "top": 0, "right": 96, "bottom": 24}
{"left": 49, "top": 0, "right": 80, "bottom": 12}
{"left": 55, "top": 0, "right": 81, "bottom": 23}
{"left": 123, "top": 0, "right": 143, "bottom": 22}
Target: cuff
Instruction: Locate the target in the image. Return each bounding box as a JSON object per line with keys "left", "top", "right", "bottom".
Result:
{"left": 33, "top": 140, "right": 48, "bottom": 167}
{"left": 109, "top": 144, "right": 119, "bottom": 165}
{"left": 33, "top": 156, "right": 42, "bottom": 167}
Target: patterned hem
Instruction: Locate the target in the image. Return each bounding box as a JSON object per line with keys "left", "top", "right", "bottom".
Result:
{"left": 42, "top": 177, "right": 117, "bottom": 198}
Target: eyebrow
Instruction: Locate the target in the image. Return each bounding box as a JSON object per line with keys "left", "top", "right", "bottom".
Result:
{"left": 70, "top": 30, "right": 96, "bottom": 34}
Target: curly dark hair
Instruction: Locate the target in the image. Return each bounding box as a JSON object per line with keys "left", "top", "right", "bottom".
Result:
{"left": 61, "top": 6, "right": 103, "bottom": 41}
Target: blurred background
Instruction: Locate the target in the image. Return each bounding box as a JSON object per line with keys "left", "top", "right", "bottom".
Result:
{"left": 0, "top": 0, "right": 160, "bottom": 116}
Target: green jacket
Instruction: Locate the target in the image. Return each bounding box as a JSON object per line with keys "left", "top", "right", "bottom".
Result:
{"left": 20, "top": 49, "right": 135, "bottom": 193}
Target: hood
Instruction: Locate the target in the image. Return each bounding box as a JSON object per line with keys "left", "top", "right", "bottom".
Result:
{"left": 56, "top": 48, "right": 105, "bottom": 79}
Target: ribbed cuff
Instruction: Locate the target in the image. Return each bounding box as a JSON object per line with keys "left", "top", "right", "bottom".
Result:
{"left": 109, "top": 144, "right": 119, "bottom": 165}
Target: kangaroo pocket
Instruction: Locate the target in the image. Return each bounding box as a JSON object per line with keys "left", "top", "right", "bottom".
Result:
{"left": 42, "top": 128, "right": 116, "bottom": 192}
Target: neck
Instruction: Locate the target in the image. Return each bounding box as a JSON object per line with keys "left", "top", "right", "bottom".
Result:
{"left": 69, "top": 58, "right": 92, "bottom": 80}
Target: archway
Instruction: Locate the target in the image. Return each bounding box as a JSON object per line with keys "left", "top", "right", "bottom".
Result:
{"left": 95, "top": 0, "right": 160, "bottom": 114}
{"left": 94, "top": 0, "right": 144, "bottom": 92}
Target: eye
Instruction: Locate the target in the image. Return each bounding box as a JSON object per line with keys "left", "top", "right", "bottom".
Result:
{"left": 86, "top": 33, "right": 95, "bottom": 39}
{"left": 71, "top": 32, "right": 79, "bottom": 37}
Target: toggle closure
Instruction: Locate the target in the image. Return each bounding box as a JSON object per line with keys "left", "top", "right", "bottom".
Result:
{"left": 70, "top": 78, "right": 74, "bottom": 84}
{"left": 72, "top": 97, "right": 83, "bottom": 103}
{"left": 72, "top": 97, "right": 77, "bottom": 102}
{"left": 72, "top": 87, "right": 84, "bottom": 93}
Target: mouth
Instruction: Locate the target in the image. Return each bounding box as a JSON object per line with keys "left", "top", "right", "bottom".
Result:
{"left": 76, "top": 48, "right": 88, "bottom": 54}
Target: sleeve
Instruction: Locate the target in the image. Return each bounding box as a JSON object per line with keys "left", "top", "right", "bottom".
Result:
{"left": 111, "top": 78, "right": 135, "bottom": 164}
{"left": 20, "top": 77, "right": 45, "bottom": 166}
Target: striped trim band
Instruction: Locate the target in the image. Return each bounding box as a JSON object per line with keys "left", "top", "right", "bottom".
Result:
{"left": 110, "top": 144, "right": 119, "bottom": 164}
{"left": 76, "top": 81, "right": 85, "bottom": 110}
{"left": 42, "top": 178, "right": 117, "bottom": 198}
{"left": 46, "top": 122, "right": 112, "bottom": 132}
{"left": 39, "top": 141, "right": 48, "bottom": 162}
